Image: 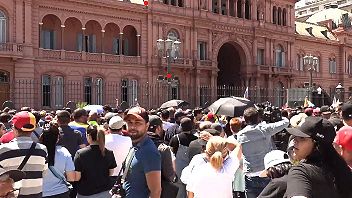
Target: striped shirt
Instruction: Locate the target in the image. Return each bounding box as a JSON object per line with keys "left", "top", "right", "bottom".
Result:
{"left": 0, "top": 136, "right": 48, "bottom": 198}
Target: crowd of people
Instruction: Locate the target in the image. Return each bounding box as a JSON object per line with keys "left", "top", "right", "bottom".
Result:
{"left": 0, "top": 101, "right": 352, "bottom": 198}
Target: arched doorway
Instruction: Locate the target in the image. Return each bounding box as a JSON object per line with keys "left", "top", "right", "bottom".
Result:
{"left": 0, "top": 71, "right": 10, "bottom": 107}
{"left": 217, "top": 42, "right": 245, "bottom": 97}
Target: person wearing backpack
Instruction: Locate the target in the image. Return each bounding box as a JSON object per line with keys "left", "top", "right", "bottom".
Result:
{"left": 147, "top": 115, "right": 177, "bottom": 198}
{"left": 0, "top": 111, "right": 48, "bottom": 198}
{"left": 169, "top": 117, "right": 197, "bottom": 198}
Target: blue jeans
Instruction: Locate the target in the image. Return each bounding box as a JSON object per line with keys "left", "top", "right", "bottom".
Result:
{"left": 245, "top": 176, "right": 270, "bottom": 198}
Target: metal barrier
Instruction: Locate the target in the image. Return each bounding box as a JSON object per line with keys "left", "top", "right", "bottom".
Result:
{"left": 0, "top": 80, "right": 344, "bottom": 110}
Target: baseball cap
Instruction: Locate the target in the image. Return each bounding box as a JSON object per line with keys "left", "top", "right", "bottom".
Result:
{"left": 334, "top": 126, "right": 352, "bottom": 151}
{"left": 12, "top": 111, "right": 36, "bottom": 132}
{"left": 289, "top": 113, "right": 307, "bottom": 128}
{"left": 124, "top": 107, "right": 149, "bottom": 123}
{"left": 104, "top": 112, "right": 118, "bottom": 120}
{"left": 149, "top": 115, "right": 162, "bottom": 127}
{"left": 286, "top": 117, "right": 336, "bottom": 145}
{"left": 0, "top": 167, "right": 25, "bottom": 182}
{"left": 109, "top": 116, "right": 124, "bottom": 130}
{"left": 259, "top": 150, "right": 291, "bottom": 177}
{"left": 320, "top": 105, "right": 331, "bottom": 115}
{"left": 341, "top": 103, "right": 352, "bottom": 120}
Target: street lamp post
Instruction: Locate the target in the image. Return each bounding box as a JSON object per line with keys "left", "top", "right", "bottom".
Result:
{"left": 303, "top": 54, "right": 318, "bottom": 101}
{"left": 156, "top": 38, "right": 181, "bottom": 100}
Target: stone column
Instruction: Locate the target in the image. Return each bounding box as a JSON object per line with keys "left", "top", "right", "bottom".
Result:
{"left": 234, "top": 0, "right": 237, "bottom": 17}
{"left": 61, "top": 25, "right": 65, "bottom": 50}
{"left": 211, "top": 70, "right": 218, "bottom": 103}
{"left": 241, "top": 1, "right": 245, "bottom": 18}
{"left": 252, "top": 1, "right": 257, "bottom": 20}
{"left": 82, "top": 27, "right": 86, "bottom": 52}
{"left": 226, "top": 0, "right": 230, "bottom": 15}
{"left": 16, "top": 0, "right": 24, "bottom": 43}
{"left": 176, "top": 0, "right": 179, "bottom": 6}
{"left": 218, "top": 0, "right": 221, "bottom": 14}
{"left": 137, "top": 34, "right": 141, "bottom": 56}
{"left": 208, "top": 0, "right": 213, "bottom": 12}
{"left": 39, "top": 22, "right": 43, "bottom": 48}
{"left": 119, "top": 32, "right": 124, "bottom": 55}
{"left": 101, "top": 29, "right": 105, "bottom": 53}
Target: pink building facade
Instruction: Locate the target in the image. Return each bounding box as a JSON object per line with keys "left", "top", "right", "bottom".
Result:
{"left": 0, "top": 0, "right": 350, "bottom": 109}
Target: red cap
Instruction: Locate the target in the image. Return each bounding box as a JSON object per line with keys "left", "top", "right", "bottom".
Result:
{"left": 12, "top": 111, "right": 36, "bottom": 132}
{"left": 335, "top": 126, "right": 352, "bottom": 151}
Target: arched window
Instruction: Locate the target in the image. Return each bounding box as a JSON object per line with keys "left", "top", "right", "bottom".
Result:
{"left": 275, "top": 45, "right": 285, "bottom": 67}
{"left": 237, "top": 0, "right": 242, "bottom": 18}
{"left": 53, "top": 76, "right": 64, "bottom": 108}
{"left": 283, "top": 8, "right": 287, "bottom": 26}
{"left": 315, "top": 56, "right": 320, "bottom": 73}
{"left": 348, "top": 56, "right": 352, "bottom": 75}
{"left": 84, "top": 77, "right": 93, "bottom": 105}
{"left": 167, "top": 30, "right": 181, "bottom": 58}
{"left": 245, "top": 0, "right": 251, "bottom": 19}
{"left": 0, "top": 10, "right": 7, "bottom": 43}
{"left": 272, "top": 6, "right": 277, "bottom": 24}
{"left": 278, "top": 8, "right": 282, "bottom": 25}
{"left": 96, "top": 77, "right": 103, "bottom": 105}
{"left": 121, "top": 79, "right": 138, "bottom": 107}
{"left": 42, "top": 75, "right": 51, "bottom": 107}
{"left": 329, "top": 58, "right": 336, "bottom": 74}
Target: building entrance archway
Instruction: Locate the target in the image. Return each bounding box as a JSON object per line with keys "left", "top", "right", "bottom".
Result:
{"left": 217, "top": 42, "right": 246, "bottom": 97}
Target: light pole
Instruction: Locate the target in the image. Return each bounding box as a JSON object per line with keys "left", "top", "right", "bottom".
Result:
{"left": 303, "top": 54, "right": 318, "bottom": 101}
{"left": 156, "top": 38, "right": 181, "bottom": 100}
{"left": 336, "top": 83, "right": 344, "bottom": 102}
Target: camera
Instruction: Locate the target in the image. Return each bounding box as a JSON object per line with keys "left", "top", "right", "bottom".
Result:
{"left": 110, "top": 176, "right": 126, "bottom": 198}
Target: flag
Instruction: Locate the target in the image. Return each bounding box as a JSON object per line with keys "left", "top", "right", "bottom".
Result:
{"left": 304, "top": 97, "right": 315, "bottom": 108}
{"left": 243, "top": 87, "right": 249, "bottom": 99}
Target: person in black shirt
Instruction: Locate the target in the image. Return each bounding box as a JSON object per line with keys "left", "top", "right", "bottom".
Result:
{"left": 285, "top": 117, "right": 352, "bottom": 198}
{"left": 74, "top": 125, "right": 117, "bottom": 197}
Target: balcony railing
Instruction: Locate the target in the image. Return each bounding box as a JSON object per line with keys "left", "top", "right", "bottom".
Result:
{"left": 0, "top": 43, "right": 23, "bottom": 57}
{"left": 37, "top": 48, "right": 141, "bottom": 64}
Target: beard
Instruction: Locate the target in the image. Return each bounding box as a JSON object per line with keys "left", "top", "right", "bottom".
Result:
{"left": 127, "top": 129, "right": 145, "bottom": 141}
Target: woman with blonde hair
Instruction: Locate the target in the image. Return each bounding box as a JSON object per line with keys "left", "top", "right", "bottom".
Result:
{"left": 186, "top": 136, "right": 241, "bottom": 198}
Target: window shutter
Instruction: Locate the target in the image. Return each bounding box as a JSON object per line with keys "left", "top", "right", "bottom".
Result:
{"left": 113, "top": 38, "right": 118, "bottom": 54}
{"left": 92, "top": 34, "right": 96, "bottom": 53}
{"left": 52, "top": 31, "right": 56, "bottom": 50}
{"left": 124, "top": 39, "right": 129, "bottom": 55}
{"left": 281, "top": 52, "right": 285, "bottom": 67}
{"left": 77, "top": 33, "right": 83, "bottom": 51}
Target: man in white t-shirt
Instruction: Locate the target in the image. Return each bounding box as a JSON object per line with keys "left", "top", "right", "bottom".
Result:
{"left": 105, "top": 116, "right": 132, "bottom": 184}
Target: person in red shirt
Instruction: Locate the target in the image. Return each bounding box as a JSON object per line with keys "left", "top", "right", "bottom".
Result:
{"left": 334, "top": 126, "right": 352, "bottom": 169}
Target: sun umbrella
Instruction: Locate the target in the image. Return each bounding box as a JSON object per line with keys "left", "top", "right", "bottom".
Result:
{"left": 160, "top": 100, "right": 189, "bottom": 109}
{"left": 207, "top": 97, "right": 254, "bottom": 117}
{"left": 83, "top": 105, "right": 104, "bottom": 114}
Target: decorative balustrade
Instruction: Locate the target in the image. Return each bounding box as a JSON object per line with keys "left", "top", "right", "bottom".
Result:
{"left": 200, "top": 60, "right": 212, "bottom": 66}
{"left": 42, "top": 49, "right": 61, "bottom": 59}
{"left": 0, "top": 43, "right": 24, "bottom": 57}
{"left": 105, "top": 54, "right": 121, "bottom": 63}
{"left": 86, "top": 53, "right": 102, "bottom": 62}
{"left": 65, "top": 51, "right": 82, "bottom": 61}
{"left": 124, "top": 56, "right": 139, "bottom": 64}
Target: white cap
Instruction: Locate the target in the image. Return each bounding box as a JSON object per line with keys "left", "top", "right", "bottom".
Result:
{"left": 109, "top": 116, "right": 124, "bottom": 130}
{"left": 259, "top": 150, "right": 291, "bottom": 177}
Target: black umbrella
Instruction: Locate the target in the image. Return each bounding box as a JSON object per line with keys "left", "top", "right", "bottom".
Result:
{"left": 160, "top": 100, "right": 189, "bottom": 109}
{"left": 207, "top": 97, "right": 254, "bottom": 117}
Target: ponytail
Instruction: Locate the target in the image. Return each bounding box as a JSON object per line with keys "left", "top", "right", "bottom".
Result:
{"left": 87, "top": 125, "right": 106, "bottom": 157}
{"left": 205, "top": 136, "right": 228, "bottom": 171}
{"left": 210, "top": 151, "right": 224, "bottom": 171}
{"left": 97, "top": 128, "right": 106, "bottom": 157}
